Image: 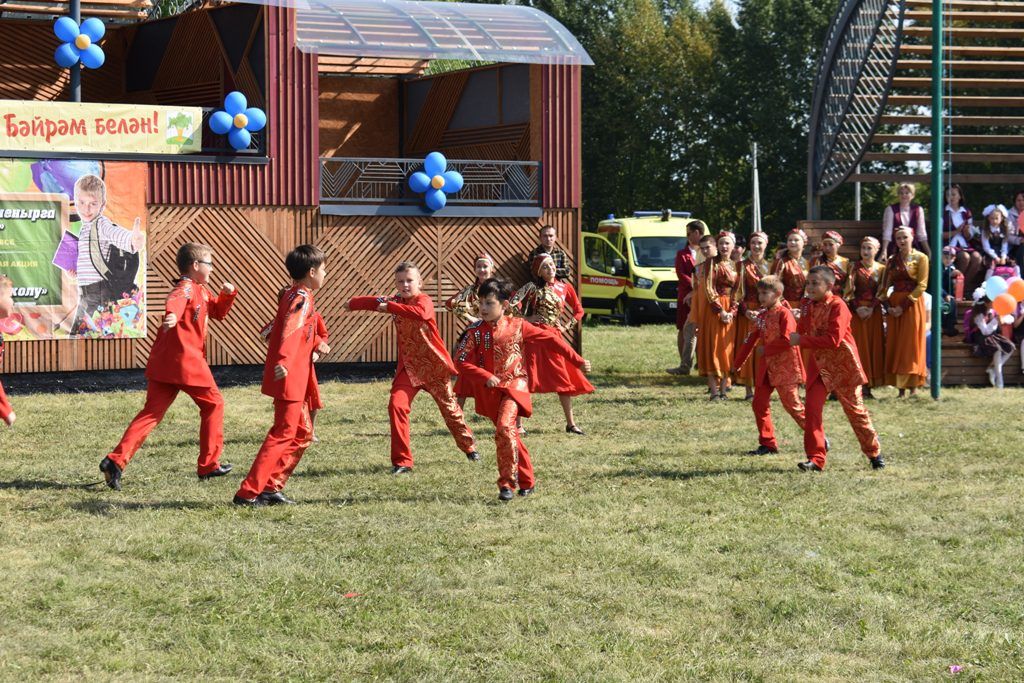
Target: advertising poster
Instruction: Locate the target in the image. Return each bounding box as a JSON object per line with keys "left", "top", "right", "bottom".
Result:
{"left": 0, "top": 158, "right": 147, "bottom": 340}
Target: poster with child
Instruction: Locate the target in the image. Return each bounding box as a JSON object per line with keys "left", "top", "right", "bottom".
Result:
{"left": 0, "top": 158, "right": 147, "bottom": 340}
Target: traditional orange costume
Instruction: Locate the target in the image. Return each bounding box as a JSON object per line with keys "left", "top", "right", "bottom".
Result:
{"left": 106, "top": 277, "right": 237, "bottom": 476}
{"left": 697, "top": 256, "right": 739, "bottom": 378}
{"left": 797, "top": 292, "right": 881, "bottom": 469}
{"left": 456, "top": 316, "right": 587, "bottom": 492}
{"left": 734, "top": 256, "right": 771, "bottom": 388}
{"left": 772, "top": 251, "right": 809, "bottom": 309}
{"left": 845, "top": 258, "right": 886, "bottom": 387}
{"left": 734, "top": 302, "right": 806, "bottom": 451}
{"left": 879, "top": 246, "right": 929, "bottom": 389}
{"left": 811, "top": 231, "right": 850, "bottom": 296}
{"left": 237, "top": 284, "right": 322, "bottom": 500}
{"left": 348, "top": 293, "right": 476, "bottom": 468}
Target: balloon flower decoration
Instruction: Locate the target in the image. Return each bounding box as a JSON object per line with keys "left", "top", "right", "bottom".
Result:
{"left": 54, "top": 17, "right": 106, "bottom": 69}
{"left": 209, "top": 91, "right": 267, "bottom": 151}
{"left": 982, "top": 274, "right": 1024, "bottom": 323}
{"left": 408, "top": 152, "right": 464, "bottom": 211}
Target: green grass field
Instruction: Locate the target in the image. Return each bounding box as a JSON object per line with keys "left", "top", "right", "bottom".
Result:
{"left": 1, "top": 323, "right": 1022, "bottom": 680}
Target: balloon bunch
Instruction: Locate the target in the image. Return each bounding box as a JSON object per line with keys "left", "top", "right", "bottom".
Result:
{"left": 981, "top": 275, "right": 1024, "bottom": 323}
{"left": 54, "top": 17, "right": 105, "bottom": 69}
{"left": 408, "top": 152, "right": 463, "bottom": 211}
{"left": 209, "top": 92, "right": 267, "bottom": 151}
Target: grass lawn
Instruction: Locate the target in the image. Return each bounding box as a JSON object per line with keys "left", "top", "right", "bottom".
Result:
{"left": 1, "top": 323, "right": 1022, "bottom": 680}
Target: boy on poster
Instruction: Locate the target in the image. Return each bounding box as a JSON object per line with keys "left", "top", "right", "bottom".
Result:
{"left": 69, "top": 174, "right": 144, "bottom": 329}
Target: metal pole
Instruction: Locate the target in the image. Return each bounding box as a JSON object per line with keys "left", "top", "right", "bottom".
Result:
{"left": 751, "top": 142, "right": 762, "bottom": 233}
{"left": 70, "top": 0, "right": 81, "bottom": 102}
{"left": 854, "top": 164, "right": 861, "bottom": 221}
{"left": 929, "top": 0, "right": 943, "bottom": 399}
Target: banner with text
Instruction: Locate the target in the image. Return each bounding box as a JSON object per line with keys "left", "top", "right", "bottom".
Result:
{"left": 0, "top": 100, "right": 202, "bottom": 155}
{"left": 0, "top": 158, "right": 147, "bottom": 340}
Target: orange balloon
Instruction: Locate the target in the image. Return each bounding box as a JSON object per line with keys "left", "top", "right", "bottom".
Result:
{"left": 993, "top": 293, "right": 1016, "bottom": 317}
{"left": 1008, "top": 278, "right": 1024, "bottom": 302}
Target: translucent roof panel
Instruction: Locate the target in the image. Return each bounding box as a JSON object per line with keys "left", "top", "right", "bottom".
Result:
{"left": 236, "top": 0, "right": 592, "bottom": 65}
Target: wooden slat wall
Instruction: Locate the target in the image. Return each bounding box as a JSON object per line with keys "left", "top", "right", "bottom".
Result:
{"left": 4, "top": 205, "right": 315, "bottom": 373}
{"left": 541, "top": 62, "right": 582, "bottom": 209}
{"left": 305, "top": 208, "right": 581, "bottom": 364}
{"left": 148, "top": 6, "right": 319, "bottom": 207}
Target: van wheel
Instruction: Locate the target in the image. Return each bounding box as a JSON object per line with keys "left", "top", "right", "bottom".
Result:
{"left": 614, "top": 297, "right": 638, "bottom": 326}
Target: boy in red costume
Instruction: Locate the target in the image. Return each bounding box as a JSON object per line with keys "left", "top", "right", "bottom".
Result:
{"left": 99, "top": 243, "right": 237, "bottom": 490}
{"left": 456, "top": 278, "right": 592, "bottom": 501}
{"left": 234, "top": 245, "right": 330, "bottom": 506}
{"left": 790, "top": 266, "right": 885, "bottom": 472}
{"left": 0, "top": 276, "right": 16, "bottom": 428}
{"left": 733, "top": 275, "right": 806, "bottom": 455}
{"left": 346, "top": 261, "right": 477, "bottom": 474}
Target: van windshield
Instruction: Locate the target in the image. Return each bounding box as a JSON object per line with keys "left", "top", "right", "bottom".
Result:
{"left": 630, "top": 236, "right": 687, "bottom": 267}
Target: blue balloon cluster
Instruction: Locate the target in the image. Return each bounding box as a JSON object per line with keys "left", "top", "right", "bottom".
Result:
{"left": 209, "top": 91, "right": 267, "bottom": 151}
{"left": 408, "top": 152, "right": 464, "bottom": 211}
{"left": 54, "top": 17, "right": 105, "bottom": 69}
{"left": 985, "top": 275, "right": 1009, "bottom": 300}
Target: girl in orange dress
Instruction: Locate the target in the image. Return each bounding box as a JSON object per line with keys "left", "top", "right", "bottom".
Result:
{"left": 844, "top": 236, "right": 885, "bottom": 397}
{"left": 735, "top": 232, "right": 772, "bottom": 400}
{"left": 698, "top": 231, "right": 740, "bottom": 400}
{"left": 811, "top": 230, "right": 850, "bottom": 296}
{"left": 879, "top": 226, "right": 929, "bottom": 396}
{"left": 772, "top": 229, "right": 810, "bottom": 312}
{"left": 520, "top": 253, "right": 594, "bottom": 433}
{"left": 445, "top": 253, "right": 496, "bottom": 409}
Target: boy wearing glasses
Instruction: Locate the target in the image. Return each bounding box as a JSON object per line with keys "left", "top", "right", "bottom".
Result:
{"left": 99, "top": 243, "right": 238, "bottom": 490}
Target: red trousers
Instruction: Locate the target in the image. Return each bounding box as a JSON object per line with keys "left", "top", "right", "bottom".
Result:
{"left": 0, "top": 380, "right": 11, "bottom": 422}
{"left": 236, "top": 399, "right": 312, "bottom": 499}
{"left": 494, "top": 396, "right": 534, "bottom": 491}
{"left": 388, "top": 368, "right": 475, "bottom": 468}
{"left": 752, "top": 381, "right": 805, "bottom": 451}
{"left": 107, "top": 380, "right": 225, "bottom": 475}
{"left": 804, "top": 376, "right": 880, "bottom": 469}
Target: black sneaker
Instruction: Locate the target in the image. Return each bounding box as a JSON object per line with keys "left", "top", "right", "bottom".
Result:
{"left": 746, "top": 445, "right": 779, "bottom": 456}
{"left": 99, "top": 457, "right": 122, "bottom": 491}
{"left": 870, "top": 455, "right": 886, "bottom": 470}
{"left": 498, "top": 488, "right": 514, "bottom": 502}
{"left": 391, "top": 466, "right": 412, "bottom": 475}
{"left": 232, "top": 494, "right": 267, "bottom": 507}
{"left": 258, "top": 491, "right": 296, "bottom": 505}
{"left": 565, "top": 424, "right": 585, "bottom": 435}
{"left": 797, "top": 460, "right": 823, "bottom": 472}
{"left": 466, "top": 450, "right": 481, "bottom": 462}
{"left": 518, "top": 487, "right": 534, "bottom": 497}
{"left": 198, "top": 463, "right": 233, "bottom": 480}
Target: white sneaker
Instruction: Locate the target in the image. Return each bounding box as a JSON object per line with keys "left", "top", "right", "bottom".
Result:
{"left": 987, "top": 366, "right": 996, "bottom": 386}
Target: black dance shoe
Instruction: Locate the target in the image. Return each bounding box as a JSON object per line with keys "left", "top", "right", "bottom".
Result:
{"left": 746, "top": 445, "right": 778, "bottom": 456}
{"left": 391, "top": 466, "right": 412, "bottom": 475}
{"left": 232, "top": 495, "right": 266, "bottom": 507}
{"left": 258, "top": 491, "right": 296, "bottom": 505}
{"left": 870, "top": 455, "right": 886, "bottom": 470}
{"left": 466, "top": 450, "right": 481, "bottom": 462}
{"left": 198, "top": 463, "right": 234, "bottom": 480}
{"left": 797, "top": 460, "right": 823, "bottom": 472}
{"left": 518, "top": 487, "right": 534, "bottom": 497}
{"left": 99, "top": 457, "right": 122, "bottom": 491}
{"left": 565, "top": 424, "right": 585, "bottom": 435}
{"left": 498, "top": 488, "right": 514, "bottom": 502}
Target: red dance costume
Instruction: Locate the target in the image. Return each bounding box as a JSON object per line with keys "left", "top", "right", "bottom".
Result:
{"left": 106, "top": 277, "right": 237, "bottom": 476}
{"left": 306, "top": 312, "right": 328, "bottom": 413}
{"left": 237, "top": 285, "right": 322, "bottom": 499}
{"left": 797, "top": 293, "right": 881, "bottom": 469}
{"left": 445, "top": 283, "right": 483, "bottom": 401}
{"left": 456, "top": 316, "right": 587, "bottom": 491}
{"left": 735, "top": 303, "right": 806, "bottom": 451}
{"left": 348, "top": 293, "right": 476, "bottom": 468}
{"left": 0, "top": 333, "right": 11, "bottom": 423}
{"left": 734, "top": 257, "right": 771, "bottom": 387}
{"left": 811, "top": 254, "right": 850, "bottom": 296}
{"left": 522, "top": 280, "right": 594, "bottom": 396}
{"left": 772, "top": 254, "right": 809, "bottom": 309}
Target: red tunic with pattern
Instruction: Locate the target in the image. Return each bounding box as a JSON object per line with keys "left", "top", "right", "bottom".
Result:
{"left": 262, "top": 284, "right": 320, "bottom": 401}
{"left": 348, "top": 293, "right": 457, "bottom": 386}
{"left": 735, "top": 303, "right": 805, "bottom": 388}
{"left": 734, "top": 258, "right": 771, "bottom": 386}
{"left": 522, "top": 281, "right": 593, "bottom": 395}
{"left": 797, "top": 292, "right": 867, "bottom": 390}
{"left": 146, "top": 277, "right": 237, "bottom": 387}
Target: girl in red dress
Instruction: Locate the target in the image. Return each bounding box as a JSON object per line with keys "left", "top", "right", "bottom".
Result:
{"left": 445, "top": 253, "right": 497, "bottom": 409}
{"left": 698, "top": 231, "right": 740, "bottom": 400}
{"left": 772, "top": 228, "right": 810, "bottom": 311}
{"left": 520, "top": 253, "right": 594, "bottom": 434}
{"left": 735, "top": 232, "right": 771, "bottom": 400}
{"left": 844, "top": 236, "right": 885, "bottom": 397}
{"left": 811, "top": 230, "right": 850, "bottom": 296}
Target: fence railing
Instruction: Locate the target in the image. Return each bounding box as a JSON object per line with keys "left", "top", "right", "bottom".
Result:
{"left": 319, "top": 157, "right": 540, "bottom": 206}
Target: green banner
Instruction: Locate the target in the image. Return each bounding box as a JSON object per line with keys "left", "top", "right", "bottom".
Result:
{"left": 0, "top": 195, "right": 65, "bottom": 307}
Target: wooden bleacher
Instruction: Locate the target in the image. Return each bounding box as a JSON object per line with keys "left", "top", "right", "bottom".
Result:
{"left": 799, "top": 220, "right": 1023, "bottom": 387}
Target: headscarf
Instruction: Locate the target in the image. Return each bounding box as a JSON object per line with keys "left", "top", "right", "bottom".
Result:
{"left": 475, "top": 253, "right": 495, "bottom": 267}
{"left": 823, "top": 230, "right": 844, "bottom": 246}
{"left": 788, "top": 228, "right": 807, "bottom": 242}
{"left": 531, "top": 253, "right": 554, "bottom": 278}
{"left": 861, "top": 236, "right": 880, "bottom": 249}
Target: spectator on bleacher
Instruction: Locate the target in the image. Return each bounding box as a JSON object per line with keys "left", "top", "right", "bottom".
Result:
{"left": 984, "top": 257, "right": 1020, "bottom": 282}
{"left": 882, "top": 183, "right": 931, "bottom": 260}
{"left": 943, "top": 184, "right": 984, "bottom": 294}
{"left": 980, "top": 204, "right": 1011, "bottom": 267}
{"left": 845, "top": 236, "right": 886, "bottom": 397}
{"left": 964, "top": 296, "right": 1015, "bottom": 389}
{"left": 940, "top": 247, "right": 962, "bottom": 337}
{"left": 878, "top": 225, "right": 929, "bottom": 398}
{"left": 1012, "top": 300, "right": 1024, "bottom": 371}
{"left": 1007, "top": 190, "right": 1024, "bottom": 267}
